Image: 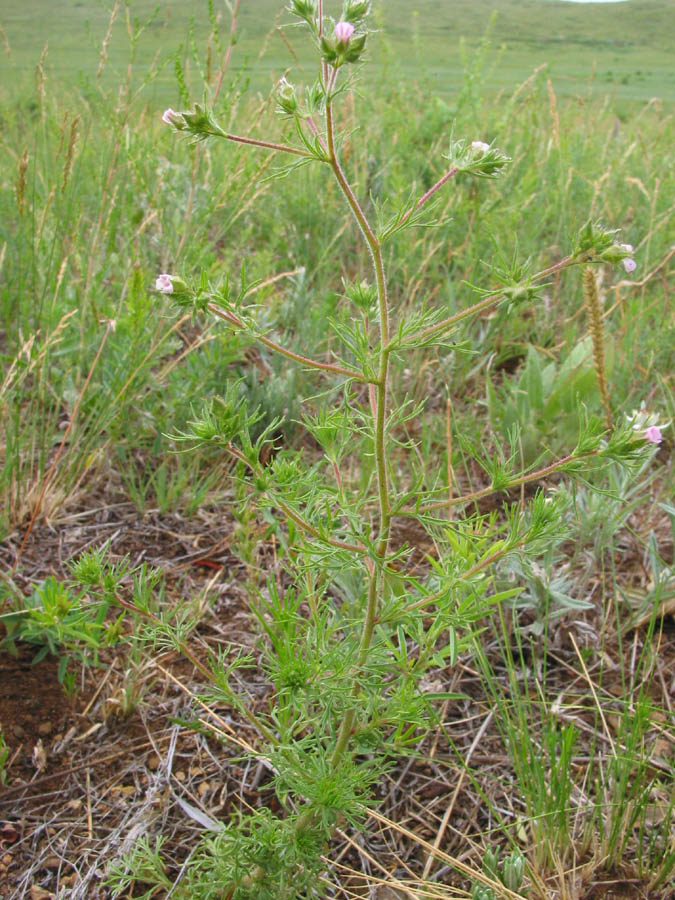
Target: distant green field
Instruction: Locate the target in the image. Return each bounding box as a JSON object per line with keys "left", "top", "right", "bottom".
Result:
{"left": 1, "top": 0, "right": 673, "bottom": 104}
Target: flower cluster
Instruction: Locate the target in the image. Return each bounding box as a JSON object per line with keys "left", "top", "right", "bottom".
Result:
{"left": 444, "top": 138, "right": 510, "bottom": 179}
{"left": 160, "top": 103, "right": 225, "bottom": 142}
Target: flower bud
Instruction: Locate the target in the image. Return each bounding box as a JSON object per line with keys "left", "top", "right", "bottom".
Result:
{"left": 180, "top": 103, "right": 226, "bottom": 141}
{"left": 290, "top": 0, "right": 317, "bottom": 25}
{"left": 334, "top": 21, "right": 355, "bottom": 44}
{"left": 321, "top": 28, "right": 367, "bottom": 67}
{"left": 343, "top": 0, "right": 370, "bottom": 23}
{"left": 276, "top": 77, "right": 299, "bottom": 116}
{"left": 345, "top": 279, "right": 377, "bottom": 311}
{"left": 471, "top": 140, "right": 490, "bottom": 154}
{"left": 502, "top": 851, "right": 525, "bottom": 891}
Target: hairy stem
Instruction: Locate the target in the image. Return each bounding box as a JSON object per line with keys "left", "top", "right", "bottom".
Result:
{"left": 220, "top": 130, "right": 312, "bottom": 158}
{"left": 405, "top": 254, "right": 578, "bottom": 347}
{"left": 399, "top": 166, "right": 459, "bottom": 226}
{"left": 325, "top": 90, "right": 392, "bottom": 768}
{"left": 401, "top": 449, "right": 599, "bottom": 514}
{"left": 207, "top": 301, "right": 368, "bottom": 381}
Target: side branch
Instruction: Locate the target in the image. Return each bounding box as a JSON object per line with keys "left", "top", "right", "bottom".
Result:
{"left": 399, "top": 166, "right": 459, "bottom": 227}
{"left": 207, "top": 302, "right": 368, "bottom": 381}
{"left": 221, "top": 131, "right": 313, "bottom": 158}
{"left": 402, "top": 254, "right": 578, "bottom": 347}
{"left": 224, "top": 443, "right": 368, "bottom": 557}
{"left": 401, "top": 450, "right": 597, "bottom": 515}
{"left": 111, "top": 592, "right": 279, "bottom": 746}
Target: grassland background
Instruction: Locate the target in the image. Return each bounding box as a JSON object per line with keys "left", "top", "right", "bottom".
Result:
{"left": 0, "top": 0, "right": 673, "bottom": 896}
{"left": 1, "top": 0, "right": 674, "bottom": 103}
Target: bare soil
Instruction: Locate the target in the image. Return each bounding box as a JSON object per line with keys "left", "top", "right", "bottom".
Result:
{"left": 1, "top": 483, "right": 673, "bottom": 899}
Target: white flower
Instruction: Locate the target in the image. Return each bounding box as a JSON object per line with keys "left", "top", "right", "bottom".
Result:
{"left": 471, "top": 141, "right": 490, "bottom": 154}
{"left": 155, "top": 274, "right": 174, "bottom": 294}
{"left": 622, "top": 257, "right": 637, "bottom": 274}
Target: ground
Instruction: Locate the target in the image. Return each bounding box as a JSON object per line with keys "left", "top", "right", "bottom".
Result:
{"left": 1, "top": 476, "right": 673, "bottom": 899}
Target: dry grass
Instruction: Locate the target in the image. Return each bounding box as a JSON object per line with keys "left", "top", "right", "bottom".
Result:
{"left": 0, "top": 473, "right": 673, "bottom": 900}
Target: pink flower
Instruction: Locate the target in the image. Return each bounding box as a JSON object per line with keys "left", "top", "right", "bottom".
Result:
{"left": 619, "top": 242, "right": 634, "bottom": 253}
{"left": 155, "top": 274, "right": 174, "bottom": 294}
{"left": 471, "top": 140, "right": 490, "bottom": 154}
{"left": 644, "top": 426, "right": 662, "bottom": 444}
{"left": 334, "top": 21, "right": 355, "bottom": 44}
{"left": 622, "top": 257, "right": 637, "bottom": 273}
{"left": 162, "top": 108, "right": 179, "bottom": 126}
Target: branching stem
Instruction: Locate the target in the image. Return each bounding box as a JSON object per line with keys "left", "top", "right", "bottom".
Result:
{"left": 220, "top": 130, "right": 312, "bottom": 158}
{"left": 400, "top": 254, "right": 578, "bottom": 347}
{"left": 224, "top": 442, "right": 368, "bottom": 556}
{"left": 207, "top": 301, "right": 368, "bottom": 381}
{"left": 400, "top": 449, "right": 599, "bottom": 515}
{"left": 399, "top": 166, "right": 459, "bottom": 226}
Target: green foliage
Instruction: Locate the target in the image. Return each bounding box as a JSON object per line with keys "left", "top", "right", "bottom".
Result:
{"left": 0, "top": 576, "right": 113, "bottom": 679}
{"left": 486, "top": 341, "right": 606, "bottom": 463}
{"left": 0, "top": 2, "right": 671, "bottom": 897}
{"left": 475, "top": 599, "right": 675, "bottom": 884}
{"left": 473, "top": 845, "right": 527, "bottom": 899}
{"left": 0, "top": 730, "right": 9, "bottom": 786}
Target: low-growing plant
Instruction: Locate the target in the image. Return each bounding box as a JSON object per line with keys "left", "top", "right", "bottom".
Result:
{"left": 0, "top": 729, "right": 9, "bottom": 786}
{"left": 486, "top": 339, "right": 606, "bottom": 464}
{"left": 102, "top": 3, "right": 665, "bottom": 898}
{"left": 0, "top": 546, "right": 168, "bottom": 691}
{"left": 475, "top": 598, "right": 674, "bottom": 895}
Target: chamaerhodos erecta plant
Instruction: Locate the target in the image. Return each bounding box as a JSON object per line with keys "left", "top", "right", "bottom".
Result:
{"left": 105, "top": 3, "right": 666, "bottom": 898}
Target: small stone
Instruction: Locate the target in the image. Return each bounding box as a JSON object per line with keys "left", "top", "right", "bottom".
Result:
{"left": 147, "top": 754, "right": 160, "bottom": 771}
{"left": 2, "top": 854, "right": 12, "bottom": 865}
{"left": 44, "top": 856, "right": 61, "bottom": 870}
{"left": 37, "top": 722, "right": 53, "bottom": 737}
{"left": 32, "top": 741, "right": 47, "bottom": 772}
{"left": 12, "top": 725, "right": 25, "bottom": 739}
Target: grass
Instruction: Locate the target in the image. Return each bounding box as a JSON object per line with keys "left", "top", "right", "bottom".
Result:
{"left": 0, "top": 2, "right": 673, "bottom": 898}
{"left": 1, "top": 0, "right": 674, "bottom": 102}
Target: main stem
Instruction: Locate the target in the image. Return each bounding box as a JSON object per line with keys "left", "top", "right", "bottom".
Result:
{"left": 325, "top": 91, "right": 392, "bottom": 766}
